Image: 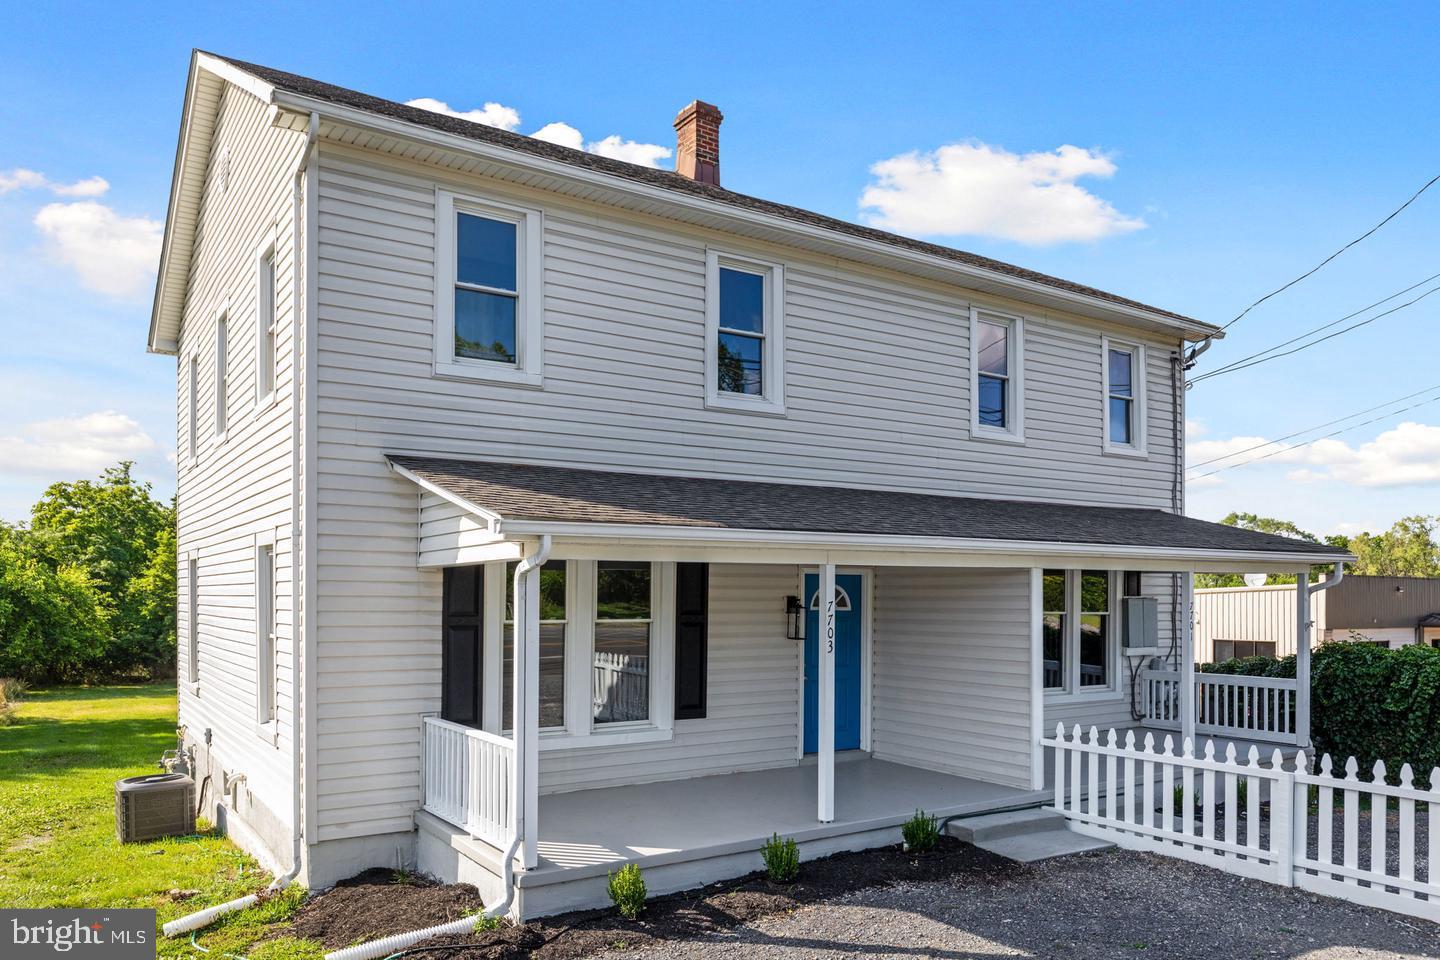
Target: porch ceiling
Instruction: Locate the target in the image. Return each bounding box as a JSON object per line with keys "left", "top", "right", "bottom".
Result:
{"left": 387, "top": 455, "right": 1351, "bottom": 571}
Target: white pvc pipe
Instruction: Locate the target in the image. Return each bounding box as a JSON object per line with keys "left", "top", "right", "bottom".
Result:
{"left": 323, "top": 913, "right": 479, "bottom": 960}
{"left": 162, "top": 894, "right": 259, "bottom": 937}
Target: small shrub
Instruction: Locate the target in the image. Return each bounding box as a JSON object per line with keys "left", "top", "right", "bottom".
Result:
{"left": 467, "top": 911, "right": 503, "bottom": 933}
{"left": 607, "top": 863, "right": 646, "bottom": 919}
{"left": 901, "top": 809, "right": 939, "bottom": 852}
{"left": 760, "top": 833, "right": 799, "bottom": 883}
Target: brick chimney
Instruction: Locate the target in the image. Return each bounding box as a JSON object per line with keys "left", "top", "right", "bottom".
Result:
{"left": 673, "top": 100, "right": 723, "bottom": 186}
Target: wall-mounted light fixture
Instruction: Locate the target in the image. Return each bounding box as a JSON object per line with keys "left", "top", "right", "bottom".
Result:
{"left": 785, "top": 595, "right": 804, "bottom": 640}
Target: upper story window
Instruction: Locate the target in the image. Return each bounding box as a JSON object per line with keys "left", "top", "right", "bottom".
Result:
{"left": 969, "top": 307, "right": 1024, "bottom": 442}
{"left": 434, "top": 190, "right": 544, "bottom": 387}
{"left": 214, "top": 311, "right": 228, "bottom": 438}
{"left": 186, "top": 355, "right": 198, "bottom": 464}
{"left": 257, "top": 244, "right": 277, "bottom": 404}
{"left": 704, "top": 250, "right": 785, "bottom": 416}
{"left": 1102, "top": 338, "right": 1146, "bottom": 455}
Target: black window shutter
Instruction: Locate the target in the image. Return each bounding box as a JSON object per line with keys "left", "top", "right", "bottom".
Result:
{"left": 673, "top": 563, "right": 708, "bottom": 721}
{"left": 441, "top": 566, "right": 483, "bottom": 727}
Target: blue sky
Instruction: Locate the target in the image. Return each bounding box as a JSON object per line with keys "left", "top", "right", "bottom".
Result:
{"left": 2, "top": 2, "right": 1438, "bottom": 536}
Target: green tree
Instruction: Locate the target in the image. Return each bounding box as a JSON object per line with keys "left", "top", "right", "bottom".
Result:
{"left": 0, "top": 527, "right": 111, "bottom": 682}
{"left": 24, "top": 462, "right": 176, "bottom": 678}
{"left": 1346, "top": 515, "right": 1440, "bottom": 577}
{"left": 1194, "top": 512, "right": 1321, "bottom": 588}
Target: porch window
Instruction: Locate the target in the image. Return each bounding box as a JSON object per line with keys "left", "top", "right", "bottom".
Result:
{"left": 1042, "top": 569, "right": 1118, "bottom": 695}
{"left": 704, "top": 250, "right": 786, "bottom": 415}
{"left": 970, "top": 307, "right": 1024, "bottom": 442}
{"left": 503, "top": 559, "right": 567, "bottom": 729}
{"left": 1041, "top": 570, "right": 1067, "bottom": 691}
{"left": 594, "top": 560, "right": 652, "bottom": 724}
{"left": 1213, "top": 639, "right": 1277, "bottom": 662}
{"left": 434, "top": 191, "right": 544, "bottom": 386}
{"left": 1102, "top": 337, "right": 1146, "bottom": 455}
{"left": 1078, "top": 570, "right": 1110, "bottom": 688}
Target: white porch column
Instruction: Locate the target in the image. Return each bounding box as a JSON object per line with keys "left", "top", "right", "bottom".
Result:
{"left": 1179, "top": 571, "right": 1196, "bottom": 746}
{"left": 511, "top": 552, "right": 543, "bottom": 870}
{"left": 1028, "top": 567, "right": 1045, "bottom": 790}
{"left": 817, "top": 561, "right": 837, "bottom": 823}
{"left": 1295, "top": 566, "right": 1312, "bottom": 748}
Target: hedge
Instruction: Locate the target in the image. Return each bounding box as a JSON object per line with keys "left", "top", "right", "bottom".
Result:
{"left": 1202, "top": 641, "right": 1440, "bottom": 786}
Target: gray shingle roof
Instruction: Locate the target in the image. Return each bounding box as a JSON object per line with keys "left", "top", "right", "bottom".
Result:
{"left": 211, "top": 52, "right": 1203, "bottom": 329}
{"left": 387, "top": 456, "right": 1346, "bottom": 558}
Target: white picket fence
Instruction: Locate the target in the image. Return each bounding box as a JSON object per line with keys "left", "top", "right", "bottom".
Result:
{"left": 1141, "top": 668, "right": 1299, "bottom": 744}
{"left": 421, "top": 715, "right": 514, "bottom": 849}
{"left": 592, "top": 651, "right": 648, "bottom": 723}
{"left": 1043, "top": 724, "right": 1440, "bottom": 923}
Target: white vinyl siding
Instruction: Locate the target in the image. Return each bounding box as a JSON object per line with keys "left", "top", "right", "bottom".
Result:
{"left": 308, "top": 146, "right": 1185, "bottom": 839}
{"left": 871, "top": 567, "right": 1033, "bottom": 789}
{"left": 173, "top": 80, "right": 305, "bottom": 861}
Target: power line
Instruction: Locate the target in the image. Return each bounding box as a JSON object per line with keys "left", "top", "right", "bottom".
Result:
{"left": 1220, "top": 170, "right": 1440, "bottom": 332}
{"left": 1187, "top": 390, "right": 1440, "bottom": 481}
{"left": 1193, "top": 276, "right": 1440, "bottom": 384}
{"left": 1188, "top": 381, "right": 1440, "bottom": 469}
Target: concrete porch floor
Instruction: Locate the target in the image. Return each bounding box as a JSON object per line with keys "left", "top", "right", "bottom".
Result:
{"left": 533, "top": 755, "right": 1047, "bottom": 876}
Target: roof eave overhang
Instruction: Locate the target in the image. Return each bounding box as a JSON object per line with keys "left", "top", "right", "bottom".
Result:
{"left": 148, "top": 52, "right": 280, "bottom": 356}
{"left": 489, "top": 519, "right": 1352, "bottom": 572}
{"left": 265, "top": 87, "right": 1221, "bottom": 343}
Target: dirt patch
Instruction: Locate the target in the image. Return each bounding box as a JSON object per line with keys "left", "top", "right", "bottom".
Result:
{"left": 281, "top": 868, "right": 486, "bottom": 949}
{"left": 397, "top": 837, "right": 1013, "bottom": 959}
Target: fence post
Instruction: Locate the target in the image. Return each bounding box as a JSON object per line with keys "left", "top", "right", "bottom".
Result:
{"left": 1270, "top": 747, "right": 1297, "bottom": 887}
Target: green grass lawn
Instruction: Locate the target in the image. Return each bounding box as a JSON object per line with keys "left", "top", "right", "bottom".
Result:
{"left": 0, "top": 684, "right": 321, "bottom": 959}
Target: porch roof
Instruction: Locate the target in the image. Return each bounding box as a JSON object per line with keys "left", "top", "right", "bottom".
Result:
{"left": 387, "top": 455, "right": 1350, "bottom": 565}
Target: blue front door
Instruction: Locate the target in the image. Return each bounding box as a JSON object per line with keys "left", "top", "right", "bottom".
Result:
{"left": 804, "top": 573, "right": 863, "bottom": 754}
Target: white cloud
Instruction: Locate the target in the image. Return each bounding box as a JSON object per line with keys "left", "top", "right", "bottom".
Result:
{"left": 405, "top": 97, "right": 521, "bottom": 132}
{"left": 0, "top": 411, "right": 159, "bottom": 477}
{"left": 530, "top": 122, "right": 584, "bottom": 150}
{"left": 1189, "top": 421, "right": 1440, "bottom": 489}
{"left": 858, "top": 141, "right": 1146, "bottom": 245}
{"left": 33, "top": 200, "right": 162, "bottom": 299}
{"left": 0, "top": 168, "right": 109, "bottom": 197}
{"left": 587, "top": 135, "right": 671, "bottom": 168}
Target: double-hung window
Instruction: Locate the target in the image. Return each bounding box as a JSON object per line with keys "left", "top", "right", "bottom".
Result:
{"left": 214, "top": 312, "right": 228, "bottom": 437}
{"left": 257, "top": 244, "right": 277, "bottom": 404}
{"left": 502, "top": 560, "right": 568, "bottom": 730}
{"left": 1102, "top": 338, "right": 1146, "bottom": 455}
{"left": 186, "top": 356, "right": 198, "bottom": 464}
{"left": 255, "top": 542, "right": 276, "bottom": 727}
{"left": 1041, "top": 569, "right": 1117, "bottom": 695}
{"left": 186, "top": 556, "right": 199, "bottom": 684}
{"left": 705, "top": 251, "right": 785, "bottom": 414}
{"left": 434, "top": 191, "right": 544, "bottom": 386}
{"left": 593, "top": 561, "right": 653, "bottom": 724}
{"left": 970, "top": 308, "right": 1024, "bottom": 441}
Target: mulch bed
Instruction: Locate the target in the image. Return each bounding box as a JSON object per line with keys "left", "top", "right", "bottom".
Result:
{"left": 279, "top": 837, "right": 1015, "bottom": 959}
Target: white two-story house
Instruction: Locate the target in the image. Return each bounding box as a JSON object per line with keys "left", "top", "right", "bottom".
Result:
{"left": 148, "top": 51, "right": 1350, "bottom": 917}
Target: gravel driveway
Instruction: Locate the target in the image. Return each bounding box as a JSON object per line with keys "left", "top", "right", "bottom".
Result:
{"left": 613, "top": 848, "right": 1439, "bottom": 960}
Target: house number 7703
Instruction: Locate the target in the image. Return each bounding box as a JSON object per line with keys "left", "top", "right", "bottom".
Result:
{"left": 825, "top": 598, "right": 835, "bottom": 653}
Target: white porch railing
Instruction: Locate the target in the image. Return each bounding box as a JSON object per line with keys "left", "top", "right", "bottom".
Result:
{"left": 1044, "top": 724, "right": 1440, "bottom": 924}
{"left": 1141, "top": 668, "right": 1299, "bottom": 744}
{"left": 422, "top": 715, "right": 514, "bottom": 849}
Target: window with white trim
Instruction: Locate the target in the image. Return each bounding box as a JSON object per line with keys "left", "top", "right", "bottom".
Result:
{"left": 255, "top": 543, "right": 276, "bottom": 725}
{"left": 434, "top": 191, "right": 544, "bottom": 386}
{"left": 214, "top": 312, "right": 228, "bottom": 437}
{"left": 503, "top": 559, "right": 567, "bottom": 730}
{"left": 186, "top": 356, "right": 198, "bottom": 464}
{"left": 257, "top": 245, "right": 277, "bottom": 403}
{"left": 186, "top": 556, "right": 199, "bottom": 684}
{"left": 704, "top": 251, "right": 785, "bottom": 414}
{"left": 1102, "top": 338, "right": 1146, "bottom": 454}
{"left": 1041, "top": 569, "right": 1118, "bottom": 695}
{"left": 593, "top": 561, "right": 653, "bottom": 724}
{"left": 970, "top": 308, "right": 1024, "bottom": 441}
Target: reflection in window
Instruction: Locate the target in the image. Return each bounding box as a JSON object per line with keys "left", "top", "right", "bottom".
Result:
{"left": 717, "top": 267, "right": 765, "bottom": 395}
{"left": 1108, "top": 347, "right": 1136, "bottom": 446}
{"left": 1042, "top": 570, "right": 1067, "bottom": 691}
{"left": 594, "top": 561, "right": 652, "bottom": 723}
{"left": 503, "top": 560, "right": 567, "bottom": 729}
{"left": 1078, "top": 571, "right": 1110, "bottom": 688}
{"left": 976, "top": 319, "right": 1010, "bottom": 428}
{"left": 454, "top": 212, "right": 519, "bottom": 364}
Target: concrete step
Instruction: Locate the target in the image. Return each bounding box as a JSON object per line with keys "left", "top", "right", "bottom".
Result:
{"left": 946, "top": 808, "right": 1067, "bottom": 843}
{"left": 973, "top": 829, "right": 1115, "bottom": 864}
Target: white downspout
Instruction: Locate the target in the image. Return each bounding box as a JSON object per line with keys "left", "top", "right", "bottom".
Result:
{"left": 164, "top": 111, "right": 319, "bottom": 941}
{"left": 1297, "top": 560, "right": 1344, "bottom": 749}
